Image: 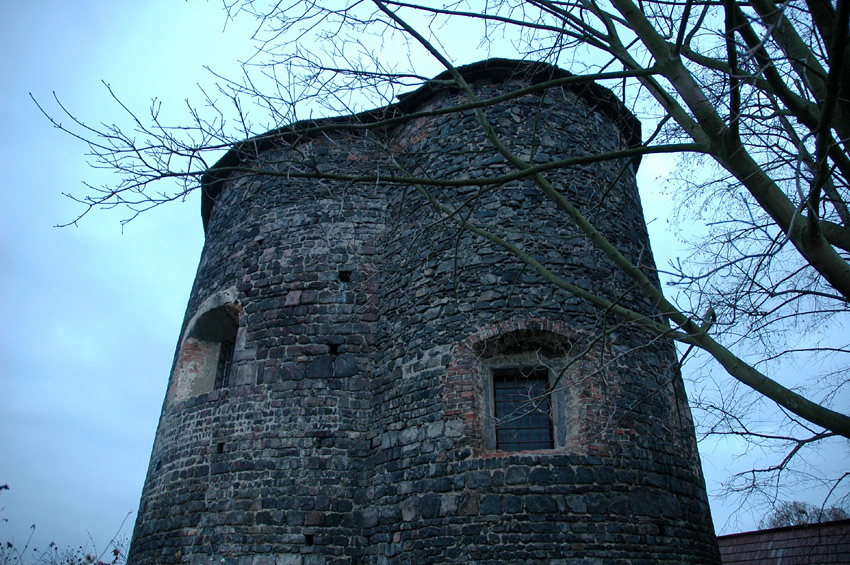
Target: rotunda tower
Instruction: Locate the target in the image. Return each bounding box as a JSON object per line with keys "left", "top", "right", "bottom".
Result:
{"left": 128, "top": 59, "right": 720, "bottom": 564}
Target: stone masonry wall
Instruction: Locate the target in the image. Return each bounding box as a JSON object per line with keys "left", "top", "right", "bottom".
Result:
{"left": 128, "top": 59, "right": 720, "bottom": 564}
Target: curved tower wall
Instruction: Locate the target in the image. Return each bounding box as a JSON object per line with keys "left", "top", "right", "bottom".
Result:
{"left": 129, "top": 59, "right": 720, "bottom": 564}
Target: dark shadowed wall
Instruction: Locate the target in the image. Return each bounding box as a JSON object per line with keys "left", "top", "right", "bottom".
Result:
{"left": 128, "top": 59, "right": 720, "bottom": 565}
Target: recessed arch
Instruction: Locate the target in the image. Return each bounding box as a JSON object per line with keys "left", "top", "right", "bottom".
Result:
{"left": 169, "top": 294, "right": 241, "bottom": 402}
{"left": 444, "top": 319, "right": 594, "bottom": 454}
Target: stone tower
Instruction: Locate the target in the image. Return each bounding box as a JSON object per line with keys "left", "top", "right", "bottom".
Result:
{"left": 128, "top": 59, "right": 720, "bottom": 564}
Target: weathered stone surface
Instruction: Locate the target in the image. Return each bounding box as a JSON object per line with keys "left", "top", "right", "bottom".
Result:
{"left": 128, "top": 59, "right": 720, "bottom": 564}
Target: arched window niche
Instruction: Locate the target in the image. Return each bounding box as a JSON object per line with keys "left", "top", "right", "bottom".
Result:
{"left": 169, "top": 295, "right": 241, "bottom": 403}
{"left": 445, "top": 321, "right": 589, "bottom": 454}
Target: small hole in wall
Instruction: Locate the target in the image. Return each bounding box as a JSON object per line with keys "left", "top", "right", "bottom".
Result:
{"left": 304, "top": 534, "right": 314, "bottom": 546}
{"left": 329, "top": 343, "right": 340, "bottom": 355}
{"left": 155, "top": 460, "right": 162, "bottom": 471}
{"left": 217, "top": 442, "right": 225, "bottom": 454}
{"left": 338, "top": 270, "right": 352, "bottom": 283}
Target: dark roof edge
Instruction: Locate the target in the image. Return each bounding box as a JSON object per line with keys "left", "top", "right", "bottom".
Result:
{"left": 201, "top": 58, "right": 642, "bottom": 231}
{"left": 716, "top": 517, "right": 850, "bottom": 540}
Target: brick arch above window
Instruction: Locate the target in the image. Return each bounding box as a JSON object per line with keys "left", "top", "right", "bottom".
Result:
{"left": 444, "top": 319, "right": 603, "bottom": 455}
{"left": 168, "top": 290, "right": 242, "bottom": 403}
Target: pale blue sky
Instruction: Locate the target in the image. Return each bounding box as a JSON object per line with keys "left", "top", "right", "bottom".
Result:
{"left": 0, "top": 1, "right": 250, "bottom": 553}
{"left": 1, "top": 0, "right": 843, "bottom": 555}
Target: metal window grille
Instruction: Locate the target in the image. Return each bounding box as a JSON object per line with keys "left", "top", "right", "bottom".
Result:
{"left": 493, "top": 367, "right": 553, "bottom": 451}
{"left": 215, "top": 338, "right": 236, "bottom": 389}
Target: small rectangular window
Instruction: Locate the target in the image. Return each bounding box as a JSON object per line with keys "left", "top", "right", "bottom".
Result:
{"left": 215, "top": 338, "right": 236, "bottom": 389}
{"left": 492, "top": 368, "right": 553, "bottom": 451}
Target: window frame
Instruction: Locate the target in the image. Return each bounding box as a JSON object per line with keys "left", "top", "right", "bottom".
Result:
{"left": 480, "top": 355, "right": 575, "bottom": 452}
{"left": 214, "top": 336, "right": 237, "bottom": 390}
{"left": 491, "top": 366, "right": 555, "bottom": 451}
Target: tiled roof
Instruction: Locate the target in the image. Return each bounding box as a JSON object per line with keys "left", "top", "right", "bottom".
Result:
{"left": 717, "top": 519, "right": 850, "bottom": 564}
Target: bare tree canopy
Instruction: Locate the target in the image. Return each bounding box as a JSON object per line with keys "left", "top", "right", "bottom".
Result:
{"left": 759, "top": 500, "right": 850, "bottom": 528}
{"left": 37, "top": 0, "right": 850, "bottom": 519}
